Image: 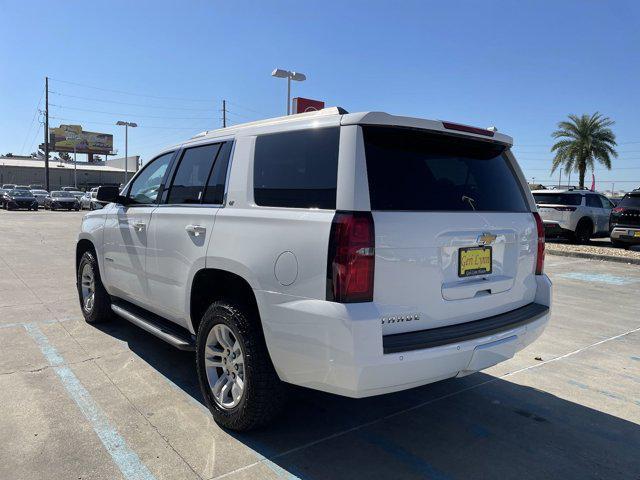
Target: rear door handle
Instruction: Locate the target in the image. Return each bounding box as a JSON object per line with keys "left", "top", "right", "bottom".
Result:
{"left": 132, "top": 221, "right": 146, "bottom": 231}
{"left": 185, "top": 224, "right": 206, "bottom": 236}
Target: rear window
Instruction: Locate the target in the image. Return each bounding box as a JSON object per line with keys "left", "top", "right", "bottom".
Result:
{"left": 363, "top": 126, "right": 528, "bottom": 212}
{"left": 619, "top": 194, "right": 640, "bottom": 208}
{"left": 533, "top": 193, "right": 582, "bottom": 206}
{"left": 253, "top": 128, "right": 339, "bottom": 209}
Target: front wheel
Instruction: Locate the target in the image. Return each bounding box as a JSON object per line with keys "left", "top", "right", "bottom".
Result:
{"left": 196, "top": 301, "right": 285, "bottom": 431}
{"left": 77, "top": 250, "right": 112, "bottom": 324}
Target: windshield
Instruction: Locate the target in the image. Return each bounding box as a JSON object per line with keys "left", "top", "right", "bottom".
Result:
{"left": 363, "top": 126, "right": 528, "bottom": 212}
{"left": 533, "top": 193, "right": 582, "bottom": 206}
{"left": 618, "top": 194, "right": 640, "bottom": 208}
{"left": 11, "top": 190, "right": 33, "bottom": 197}
{"left": 52, "top": 192, "right": 74, "bottom": 198}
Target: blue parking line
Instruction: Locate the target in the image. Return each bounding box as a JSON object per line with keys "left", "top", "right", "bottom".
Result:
{"left": 23, "top": 323, "right": 156, "bottom": 480}
{"left": 557, "top": 272, "right": 639, "bottom": 285}
{"left": 158, "top": 374, "right": 303, "bottom": 480}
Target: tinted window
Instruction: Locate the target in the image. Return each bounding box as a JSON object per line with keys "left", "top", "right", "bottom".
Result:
{"left": 585, "top": 194, "right": 601, "bottom": 208}
{"left": 363, "top": 126, "right": 528, "bottom": 212}
{"left": 202, "top": 141, "right": 232, "bottom": 204}
{"left": 598, "top": 196, "right": 614, "bottom": 209}
{"left": 167, "top": 144, "right": 220, "bottom": 204}
{"left": 129, "top": 152, "right": 173, "bottom": 205}
{"left": 619, "top": 194, "right": 640, "bottom": 208}
{"left": 254, "top": 128, "right": 339, "bottom": 209}
{"left": 533, "top": 193, "right": 583, "bottom": 206}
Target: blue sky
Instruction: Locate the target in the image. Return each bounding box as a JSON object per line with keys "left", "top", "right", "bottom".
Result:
{"left": 1, "top": 0, "right": 639, "bottom": 190}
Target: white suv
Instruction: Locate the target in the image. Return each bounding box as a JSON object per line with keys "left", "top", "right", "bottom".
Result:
{"left": 532, "top": 189, "right": 615, "bottom": 243}
{"left": 76, "top": 108, "right": 551, "bottom": 431}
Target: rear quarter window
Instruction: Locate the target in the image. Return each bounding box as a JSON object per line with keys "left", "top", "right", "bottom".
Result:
{"left": 363, "top": 126, "right": 528, "bottom": 212}
{"left": 253, "top": 128, "right": 339, "bottom": 209}
{"left": 533, "top": 193, "right": 583, "bottom": 206}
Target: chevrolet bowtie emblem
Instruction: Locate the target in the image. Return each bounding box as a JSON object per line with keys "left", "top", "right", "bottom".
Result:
{"left": 477, "top": 232, "right": 497, "bottom": 245}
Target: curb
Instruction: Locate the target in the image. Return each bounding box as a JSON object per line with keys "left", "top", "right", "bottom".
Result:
{"left": 547, "top": 249, "right": 640, "bottom": 266}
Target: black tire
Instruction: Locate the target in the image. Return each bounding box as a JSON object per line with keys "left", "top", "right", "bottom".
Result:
{"left": 573, "top": 219, "right": 592, "bottom": 244}
{"left": 196, "top": 301, "right": 285, "bottom": 431}
{"left": 77, "top": 250, "right": 111, "bottom": 324}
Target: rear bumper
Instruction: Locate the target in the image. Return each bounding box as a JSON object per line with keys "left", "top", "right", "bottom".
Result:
{"left": 258, "top": 275, "right": 552, "bottom": 398}
{"left": 610, "top": 227, "right": 640, "bottom": 243}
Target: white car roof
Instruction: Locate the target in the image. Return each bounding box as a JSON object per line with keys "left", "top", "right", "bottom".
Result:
{"left": 169, "top": 107, "right": 513, "bottom": 152}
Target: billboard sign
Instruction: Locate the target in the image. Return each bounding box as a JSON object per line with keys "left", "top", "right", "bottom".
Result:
{"left": 49, "top": 125, "right": 113, "bottom": 154}
{"left": 292, "top": 97, "right": 325, "bottom": 114}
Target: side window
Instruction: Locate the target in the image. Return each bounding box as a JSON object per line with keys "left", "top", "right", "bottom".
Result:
{"left": 202, "top": 141, "right": 233, "bottom": 204}
{"left": 599, "top": 195, "right": 614, "bottom": 209}
{"left": 128, "top": 152, "right": 173, "bottom": 205}
{"left": 167, "top": 143, "right": 221, "bottom": 204}
{"left": 585, "top": 194, "right": 601, "bottom": 208}
{"left": 253, "top": 127, "right": 340, "bottom": 209}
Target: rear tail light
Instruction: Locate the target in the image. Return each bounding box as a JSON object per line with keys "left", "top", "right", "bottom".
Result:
{"left": 533, "top": 212, "right": 545, "bottom": 275}
{"left": 612, "top": 207, "right": 625, "bottom": 214}
{"left": 553, "top": 206, "right": 577, "bottom": 211}
{"left": 326, "top": 211, "right": 375, "bottom": 303}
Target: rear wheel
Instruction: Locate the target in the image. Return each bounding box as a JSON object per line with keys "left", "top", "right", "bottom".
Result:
{"left": 573, "top": 219, "right": 593, "bottom": 244}
{"left": 77, "top": 250, "right": 111, "bottom": 324}
{"left": 196, "top": 301, "right": 285, "bottom": 431}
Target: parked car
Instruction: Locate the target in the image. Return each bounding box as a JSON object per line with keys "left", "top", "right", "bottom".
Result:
{"left": 61, "top": 186, "right": 78, "bottom": 192}
{"left": 30, "top": 189, "right": 49, "bottom": 206}
{"left": 15, "top": 185, "right": 30, "bottom": 190}
{"left": 532, "top": 189, "right": 614, "bottom": 243}
{"left": 29, "top": 184, "right": 44, "bottom": 190}
{"left": 44, "top": 191, "right": 80, "bottom": 211}
{"left": 2, "top": 184, "right": 16, "bottom": 190}
{"left": 80, "top": 191, "right": 103, "bottom": 210}
{"left": 77, "top": 108, "right": 551, "bottom": 431}
{"left": 69, "top": 190, "right": 85, "bottom": 201}
{"left": 2, "top": 189, "right": 38, "bottom": 211}
{"left": 609, "top": 190, "right": 640, "bottom": 247}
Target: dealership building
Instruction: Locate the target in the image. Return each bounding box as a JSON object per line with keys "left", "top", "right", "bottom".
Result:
{"left": 0, "top": 155, "right": 139, "bottom": 190}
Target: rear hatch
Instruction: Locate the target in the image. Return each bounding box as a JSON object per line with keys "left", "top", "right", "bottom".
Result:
{"left": 362, "top": 126, "right": 538, "bottom": 335}
{"left": 612, "top": 193, "right": 640, "bottom": 228}
{"left": 532, "top": 192, "right": 582, "bottom": 224}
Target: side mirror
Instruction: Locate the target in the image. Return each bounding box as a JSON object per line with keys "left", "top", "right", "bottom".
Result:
{"left": 96, "top": 186, "right": 125, "bottom": 204}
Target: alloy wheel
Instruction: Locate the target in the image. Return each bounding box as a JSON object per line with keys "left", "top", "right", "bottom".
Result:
{"left": 204, "top": 324, "right": 246, "bottom": 409}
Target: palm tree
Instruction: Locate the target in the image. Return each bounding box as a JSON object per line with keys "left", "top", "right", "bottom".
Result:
{"left": 550, "top": 113, "right": 617, "bottom": 189}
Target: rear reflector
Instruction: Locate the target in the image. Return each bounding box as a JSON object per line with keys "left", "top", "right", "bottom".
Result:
{"left": 533, "top": 212, "right": 545, "bottom": 275}
{"left": 442, "top": 121, "right": 495, "bottom": 137}
{"left": 612, "top": 207, "right": 625, "bottom": 214}
{"left": 326, "top": 211, "right": 375, "bottom": 303}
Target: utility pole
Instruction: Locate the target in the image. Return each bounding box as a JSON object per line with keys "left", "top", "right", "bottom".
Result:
{"left": 44, "top": 77, "right": 50, "bottom": 192}
{"left": 222, "top": 100, "right": 227, "bottom": 128}
{"left": 559, "top": 169, "right": 562, "bottom": 188}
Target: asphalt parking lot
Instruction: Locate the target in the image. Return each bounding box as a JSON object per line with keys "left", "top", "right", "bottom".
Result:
{"left": 1, "top": 210, "right": 638, "bottom": 480}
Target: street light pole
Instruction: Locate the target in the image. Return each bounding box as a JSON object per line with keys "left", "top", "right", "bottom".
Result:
{"left": 271, "top": 68, "right": 306, "bottom": 115}
{"left": 116, "top": 121, "right": 137, "bottom": 185}
{"left": 74, "top": 142, "right": 77, "bottom": 188}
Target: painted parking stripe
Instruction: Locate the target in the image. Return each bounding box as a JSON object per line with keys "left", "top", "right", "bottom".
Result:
{"left": 23, "top": 323, "right": 156, "bottom": 480}
{"left": 158, "top": 374, "right": 302, "bottom": 480}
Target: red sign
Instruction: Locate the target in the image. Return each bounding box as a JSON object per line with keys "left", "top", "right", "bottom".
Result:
{"left": 292, "top": 97, "right": 325, "bottom": 114}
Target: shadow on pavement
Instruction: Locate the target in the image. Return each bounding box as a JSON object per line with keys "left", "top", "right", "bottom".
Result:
{"left": 95, "top": 317, "right": 640, "bottom": 480}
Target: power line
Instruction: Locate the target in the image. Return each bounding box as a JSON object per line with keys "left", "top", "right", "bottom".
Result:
{"left": 225, "top": 100, "right": 270, "bottom": 117}
{"left": 49, "top": 115, "right": 207, "bottom": 130}
{"left": 20, "top": 88, "right": 45, "bottom": 154}
{"left": 50, "top": 91, "right": 215, "bottom": 112}
{"left": 49, "top": 78, "right": 217, "bottom": 102}
{"left": 49, "top": 103, "right": 214, "bottom": 121}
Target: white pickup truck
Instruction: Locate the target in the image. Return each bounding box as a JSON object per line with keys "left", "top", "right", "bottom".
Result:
{"left": 76, "top": 108, "right": 551, "bottom": 430}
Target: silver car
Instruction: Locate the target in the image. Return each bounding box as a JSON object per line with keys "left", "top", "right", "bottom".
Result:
{"left": 80, "top": 191, "right": 102, "bottom": 210}
{"left": 30, "top": 189, "right": 49, "bottom": 206}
